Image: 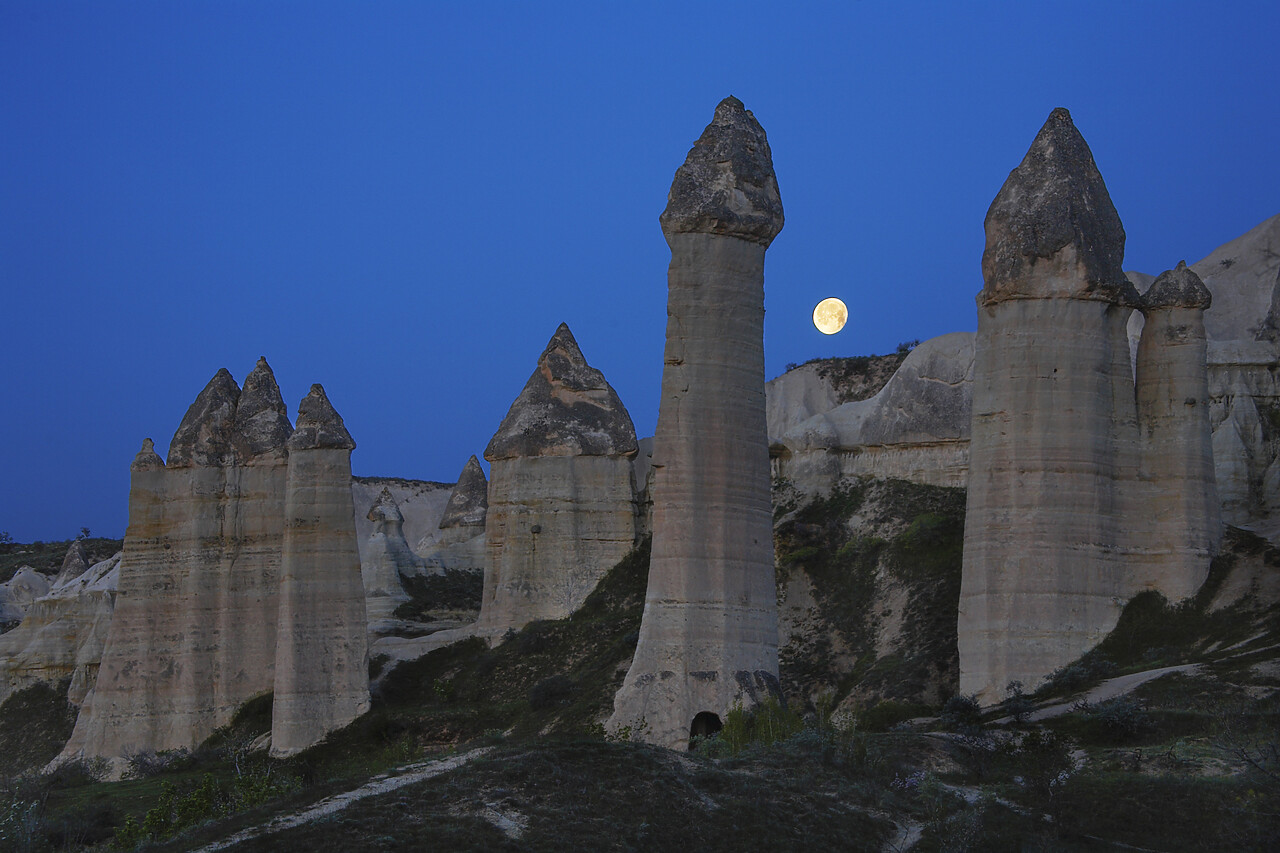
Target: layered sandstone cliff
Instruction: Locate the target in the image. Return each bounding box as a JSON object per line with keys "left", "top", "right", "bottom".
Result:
{"left": 475, "top": 324, "right": 638, "bottom": 638}
{"left": 610, "top": 96, "right": 783, "bottom": 749}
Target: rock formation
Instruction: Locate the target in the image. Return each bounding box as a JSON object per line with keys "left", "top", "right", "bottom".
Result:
{"left": 416, "top": 456, "right": 488, "bottom": 575}
{"left": 61, "top": 360, "right": 293, "bottom": 763}
{"left": 0, "top": 552, "right": 119, "bottom": 707}
{"left": 1134, "top": 262, "right": 1220, "bottom": 599}
{"left": 958, "top": 110, "right": 1221, "bottom": 702}
{"left": 361, "top": 488, "right": 418, "bottom": 624}
{"left": 610, "top": 96, "right": 784, "bottom": 749}
{"left": 0, "top": 567, "right": 51, "bottom": 628}
{"left": 271, "top": 384, "right": 369, "bottom": 757}
{"left": 958, "top": 109, "right": 1144, "bottom": 703}
{"left": 58, "top": 361, "right": 369, "bottom": 767}
{"left": 774, "top": 333, "right": 974, "bottom": 493}
{"left": 475, "top": 324, "right": 638, "bottom": 637}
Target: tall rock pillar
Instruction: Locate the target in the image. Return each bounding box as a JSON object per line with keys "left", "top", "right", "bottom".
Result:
{"left": 272, "top": 385, "right": 369, "bottom": 757}
{"left": 1134, "top": 262, "right": 1220, "bottom": 600}
{"left": 958, "top": 109, "right": 1142, "bottom": 703}
{"left": 609, "top": 96, "right": 784, "bottom": 749}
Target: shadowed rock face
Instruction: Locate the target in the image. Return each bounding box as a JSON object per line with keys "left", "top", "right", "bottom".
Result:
{"left": 485, "top": 324, "right": 637, "bottom": 460}
{"left": 478, "top": 326, "right": 638, "bottom": 636}
{"left": 287, "top": 384, "right": 355, "bottom": 451}
{"left": 610, "top": 97, "right": 783, "bottom": 749}
{"left": 438, "top": 455, "right": 488, "bottom": 530}
{"left": 55, "top": 540, "right": 92, "bottom": 586}
{"left": 981, "top": 108, "right": 1137, "bottom": 306}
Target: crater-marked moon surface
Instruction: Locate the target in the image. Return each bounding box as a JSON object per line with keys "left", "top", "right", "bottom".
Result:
{"left": 812, "top": 297, "right": 848, "bottom": 335}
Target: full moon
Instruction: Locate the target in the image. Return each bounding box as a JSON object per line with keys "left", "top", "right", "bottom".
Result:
{"left": 812, "top": 297, "right": 848, "bottom": 335}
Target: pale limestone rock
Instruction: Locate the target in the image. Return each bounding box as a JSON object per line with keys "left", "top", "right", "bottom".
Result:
{"left": 610, "top": 97, "right": 782, "bottom": 749}
{"left": 776, "top": 333, "right": 974, "bottom": 494}
{"left": 0, "top": 567, "right": 51, "bottom": 626}
{"left": 959, "top": 109, "right": 1141, "bottom": 704}
{"left": 0, "top": 553, "right": 119, "bottom": 707}
{"left": 414, "top": 457, "right": 488, "bottom": 576}
{"left": 766, "top": 363, "right": 841, "bottom": 441}
{"left": 1133, "top": 263, "right": 1220, "bottom": 600}
{"left": 272, "top": 384, "right": 369, "bottom": 757}
{"left": 56, "top": 540, "right": 92, "bottom": 585}
{"left": 62, "top": 361, "right": 293, "bottom": 764}
{"left": 476, "top": 324, "right": 638, "bottom": 637}
{"left": 361, "top": 488, "right": 417, "bottom": 624}
{"left": 352, "top": 477, "right": 453, "bottom": 569}
{"left": 1213, "top": 391, "right": 1263, "bottom": 524}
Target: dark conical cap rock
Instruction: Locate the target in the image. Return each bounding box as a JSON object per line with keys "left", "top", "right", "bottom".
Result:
{"left": 1143, "top": 261, "right": 1212, "bottom": 310}
{"left": 439, "top": 455, "right": 488, "bottom": 529}
{"left": 167, "top": 368, "right": 241, "bottom": 468}
{"left": 659, "top": 96, "right": 784, "bottom": 247}
{"left": 981, "top": 108, "right": 1138, "bottom": 306}
{"left": 367, "top": 487, "right": 404, "bottom": 526}
{"left": 231, "top": 356, "right": 294, "bottom": 461}
{"left": 131, "top": 437, "right": 165, "bottom": 472}
{"left": 287, "top": 384, "right": 355, "bottom": 451}
{"left": 56, "top": 540, "right": 92, "bottom": 585}
{"left": 484, "top": 323, "right": 638, "bottom": 461}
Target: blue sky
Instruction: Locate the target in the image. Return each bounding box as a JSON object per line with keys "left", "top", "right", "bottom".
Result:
{"left": 2, "top": 1, "right": 1277, "bottom": 540}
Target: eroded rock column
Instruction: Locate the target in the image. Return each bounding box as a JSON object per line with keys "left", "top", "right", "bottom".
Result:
{"left": 272, "top": 385, "right": 369, "bottom": 757}
{"left": 476, "top": 324, "right": 638, "bottom": 637}
{"left": 958, "top": 109, "right": 1142, "bottom": 703}
{"left": 1135, "top": 262, "right": 1220, "bottom": 600}
{"left": 609, "top": 96, "right": 784, "bottom": 749}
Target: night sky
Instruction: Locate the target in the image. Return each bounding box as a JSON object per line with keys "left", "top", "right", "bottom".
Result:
{"left": 3, "top": 1, "right": 1277, "bottom": 541}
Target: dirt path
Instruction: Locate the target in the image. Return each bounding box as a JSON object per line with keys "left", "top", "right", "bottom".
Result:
{"left": 194, "top": 746, "right": 492, "bottom": 852}
{"left": 1019, "top": 664, "right": 1201, "bottom": 723}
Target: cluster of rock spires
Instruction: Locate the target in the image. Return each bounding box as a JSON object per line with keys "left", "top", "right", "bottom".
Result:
{"left": 57, "top": 360, "right": 368, "bottom": 767}
{"left": 959, "top": 109, "right": 1219, "bottom": 702}
{"left": 3, "top": 97, "right": 1277, "bottom": 764}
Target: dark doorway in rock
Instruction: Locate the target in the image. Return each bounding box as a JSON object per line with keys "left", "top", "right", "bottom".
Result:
{"left": 689, "top": 711, "right": 723, "bottom": 750}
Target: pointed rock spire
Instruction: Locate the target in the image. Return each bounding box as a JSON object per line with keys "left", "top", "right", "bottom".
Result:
{"left": 484, "top": 323, "right": 638, "bottom": 460}
{"left": 131, "top": 438, "right": 165, "bottom": 471}
{"left": 659, "top": 96, "right": 784, "bottom": 247}
{"left": 287, "top": 384, "right": 355, "bottom": 451}
{"left": 366, "top": 487, "right": 404, "bottom": 526}
{"left": 981, "top": 107, "right": 1136, "bottom": 305}
{"left": 56, "top": 540, "right": 92, "bottom": 585}
{"left": 166, "top": 369, "right": 241, "bottom": 468}
{"left": 232, "top": 356, "right": 294, "bottom": 461}
{"left": 1142, "top": 260, "right": 1212, "bottom": 310}
{"left": 438, "top": 455, "right": 488, "bottom": 529}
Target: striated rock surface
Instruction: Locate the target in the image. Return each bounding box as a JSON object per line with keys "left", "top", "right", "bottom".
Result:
{"left": 352, "top": 477, "right": 453, "bottom": 569}
{"left": 61, "top": 362, "right": 293, "bottom": 765}
{"left": 56, "top": 541, "right": 92, "bottom": 586}
{"left": 272, "top": 384, "right": 369, "bottom": 757}
{"left": 1134, "top": 263, "right": 1220, "bottom": 600}
{"left": 775, "top": 333, "right": 974, "bottom": 494}
{"left": 610, "top": 97, "right": 783, "bottom": 749}
{"left": 0, "top": 553, "right": 119, "bottom": 707}
{"left": 959, "top": 109, "right": 1142, "bottom": 703}
{"left": 361, "top": 488, "right": 418, "bottom": 623}
{"left": 476, "top": 325, "right": 638, "bottom": 637}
